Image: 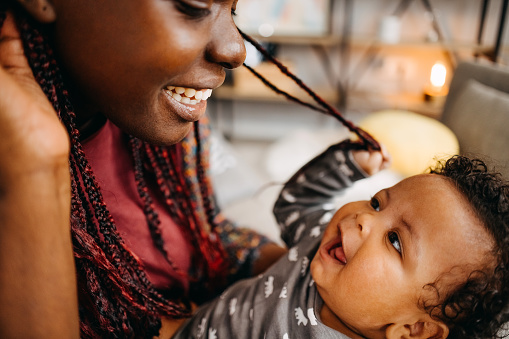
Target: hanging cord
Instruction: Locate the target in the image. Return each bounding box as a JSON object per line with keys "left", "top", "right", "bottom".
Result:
{"left": 239, "top": 29, "right": 380, "bottom": 151}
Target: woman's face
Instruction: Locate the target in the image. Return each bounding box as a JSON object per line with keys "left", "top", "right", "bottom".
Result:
{"left": 48, "top": 0, "right": 245, "bottom": 145}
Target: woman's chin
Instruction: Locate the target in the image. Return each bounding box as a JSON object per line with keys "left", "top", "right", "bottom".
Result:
{"left": 146, "top": 122, "right": 194, "bottom": 146}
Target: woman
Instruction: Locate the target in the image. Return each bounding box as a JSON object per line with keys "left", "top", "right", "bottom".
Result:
{"left": 0, "top": 0, "right": 286, "bottom": 337}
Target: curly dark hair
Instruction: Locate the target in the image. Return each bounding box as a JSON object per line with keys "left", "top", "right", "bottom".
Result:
{"left": 426, "top": 156, "right": 509, "bottom": 338}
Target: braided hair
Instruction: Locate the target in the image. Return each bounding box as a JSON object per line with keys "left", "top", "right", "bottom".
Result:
{"left": 2, "top": 6, "right": 228, "bottom": 338}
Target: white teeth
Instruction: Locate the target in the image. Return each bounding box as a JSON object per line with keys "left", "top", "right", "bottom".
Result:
{"left": 203, "top": 89, "right": 212, "bottom": 100}
{"left": 165, "top": 86, "right": 212, "bottom": 105}
{"left": 184, "top": 88, "right": 196, "bottom": 98}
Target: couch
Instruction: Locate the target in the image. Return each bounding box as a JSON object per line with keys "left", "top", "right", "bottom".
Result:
{"left": 440, "top": 61, "right": 509, "bottom": 179}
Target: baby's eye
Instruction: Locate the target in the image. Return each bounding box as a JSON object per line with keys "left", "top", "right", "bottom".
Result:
{"left": 370, "top": 197, "right": 380, "bottom": 211}
{"left": 388, "top": 231, "right": 402, "bottom": 254}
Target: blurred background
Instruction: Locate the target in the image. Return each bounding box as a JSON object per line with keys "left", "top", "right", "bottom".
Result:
{"left": 206, "top": 0, "right": 509, "bottom": 243}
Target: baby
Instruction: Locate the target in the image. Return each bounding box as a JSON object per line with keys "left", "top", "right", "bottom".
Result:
{"left": 172, "top": 139, "right": 509, "bottom": 339}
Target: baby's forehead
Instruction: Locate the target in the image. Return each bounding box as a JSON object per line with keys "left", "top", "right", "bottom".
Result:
{"left": 387, "top": 174, "right": 495, "bottom": 273}
{"left": 382, "top": 174, "right": 467, "bottom": 212}
{"left": 390, "top": 173, "right": 451, "bottom": 191}
{"left": 387, "top": 174, "right": 479, "bottom": 213}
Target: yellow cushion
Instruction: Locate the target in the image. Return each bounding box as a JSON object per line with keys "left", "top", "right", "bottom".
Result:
{"left": 359, "top": 110, "right": 459, "bottom": 177}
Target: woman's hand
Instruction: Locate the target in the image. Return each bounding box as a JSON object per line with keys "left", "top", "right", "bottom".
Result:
{"left": 352, "top": 143, "right": 392, "bottom": 176}
{"left": 0, "top": 12, "right": 79, "bottom": 338}
{"left": 0, "top": 12, "right": 69, "bottom": 173}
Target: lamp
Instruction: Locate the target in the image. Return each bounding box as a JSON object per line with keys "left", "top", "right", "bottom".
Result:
{"left": 424, "top": 61, "right": 449, "bottom": 104}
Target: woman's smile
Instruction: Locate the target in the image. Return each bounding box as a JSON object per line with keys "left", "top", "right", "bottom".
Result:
{"left": 162, "top": 86, "right": 213, "bottom": 122}
{"left": 165, "top": 86, "right": 213, "bottom": 105}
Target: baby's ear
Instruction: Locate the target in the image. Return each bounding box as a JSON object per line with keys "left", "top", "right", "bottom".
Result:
{"left": 15, "top": 0, "right": 56, "bottom": 23}
{"left": 386, "top": 320, "right": 449, "bottom": 339}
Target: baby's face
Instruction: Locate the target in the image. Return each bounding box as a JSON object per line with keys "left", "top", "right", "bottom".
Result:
{"left": 310, "top": 174, "right": 494, "bottom": 338}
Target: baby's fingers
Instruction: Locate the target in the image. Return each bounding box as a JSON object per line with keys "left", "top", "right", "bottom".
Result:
{"left": 352, "top": 143, "right": 392, "bottom": 176}
{"left": 378, "top": 143, "right": 392, "bottom": 170}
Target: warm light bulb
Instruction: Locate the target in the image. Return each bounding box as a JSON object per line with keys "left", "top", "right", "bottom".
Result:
{"left": 423, "top": 61, "right": 449, "bottom": 103}
{"left": 430, "top": 62, "right": 446, "bottom": 88}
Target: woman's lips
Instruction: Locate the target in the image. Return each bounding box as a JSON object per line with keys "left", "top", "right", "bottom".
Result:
{"left": 163, "top": 86, "right": 213, "bottom": 122}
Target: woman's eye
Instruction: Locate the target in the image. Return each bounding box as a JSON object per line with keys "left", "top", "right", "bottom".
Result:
{"left": 370, "top": 197, "right": 380, "bottom": 211}
{"left": 388, "top": 231, "right": 402, "bottom": 254}
{"left": 175, "top": 1, "right": 211, "bottom": 18}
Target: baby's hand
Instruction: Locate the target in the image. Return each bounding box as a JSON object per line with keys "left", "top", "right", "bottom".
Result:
{"left": 352, "top": 143, "right": 391, "bottom": 176}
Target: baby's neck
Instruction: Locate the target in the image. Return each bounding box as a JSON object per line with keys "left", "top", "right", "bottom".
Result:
{"left": 320, "top": 304, "right": 367, "bottom": 339}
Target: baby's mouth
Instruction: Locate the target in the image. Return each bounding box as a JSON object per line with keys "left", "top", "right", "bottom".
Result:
{"left": 165, "top": 86, "right": 212, "bottom": 105}
{"left": 327, "top": 238, "right": 347, "bottom": 265}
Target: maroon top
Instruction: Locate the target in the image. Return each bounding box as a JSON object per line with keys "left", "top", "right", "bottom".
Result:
{"left": 82, "top": 120, "right": 192, "bottom": 292}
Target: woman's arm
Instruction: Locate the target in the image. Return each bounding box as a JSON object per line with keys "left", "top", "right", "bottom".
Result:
{"left": 0, "top": 13, "right": 79, "bottom": 338}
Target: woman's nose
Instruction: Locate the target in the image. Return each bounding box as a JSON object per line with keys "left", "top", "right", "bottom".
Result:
{"left": 206, "top": 16, "right": 246, "bottom": 69}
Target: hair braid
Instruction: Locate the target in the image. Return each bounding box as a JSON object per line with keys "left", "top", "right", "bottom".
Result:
{"left": 145, "top": 139, "right": 228, "bottom": 288}
{"left": 130, "top": 137, "right": 190, "bottom": 279}
{"left": 194, "top": 122, "right": 219, "bottom": 228}
{"left": 193, "top": 122, "right": 229, "bottom": 278}
{"left": 239, "top": 29, "right": 380, "bottom": 151}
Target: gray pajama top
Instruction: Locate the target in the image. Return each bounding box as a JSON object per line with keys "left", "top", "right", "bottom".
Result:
{"left": 172, "top": 140, "right": 368, "bottom": 339}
